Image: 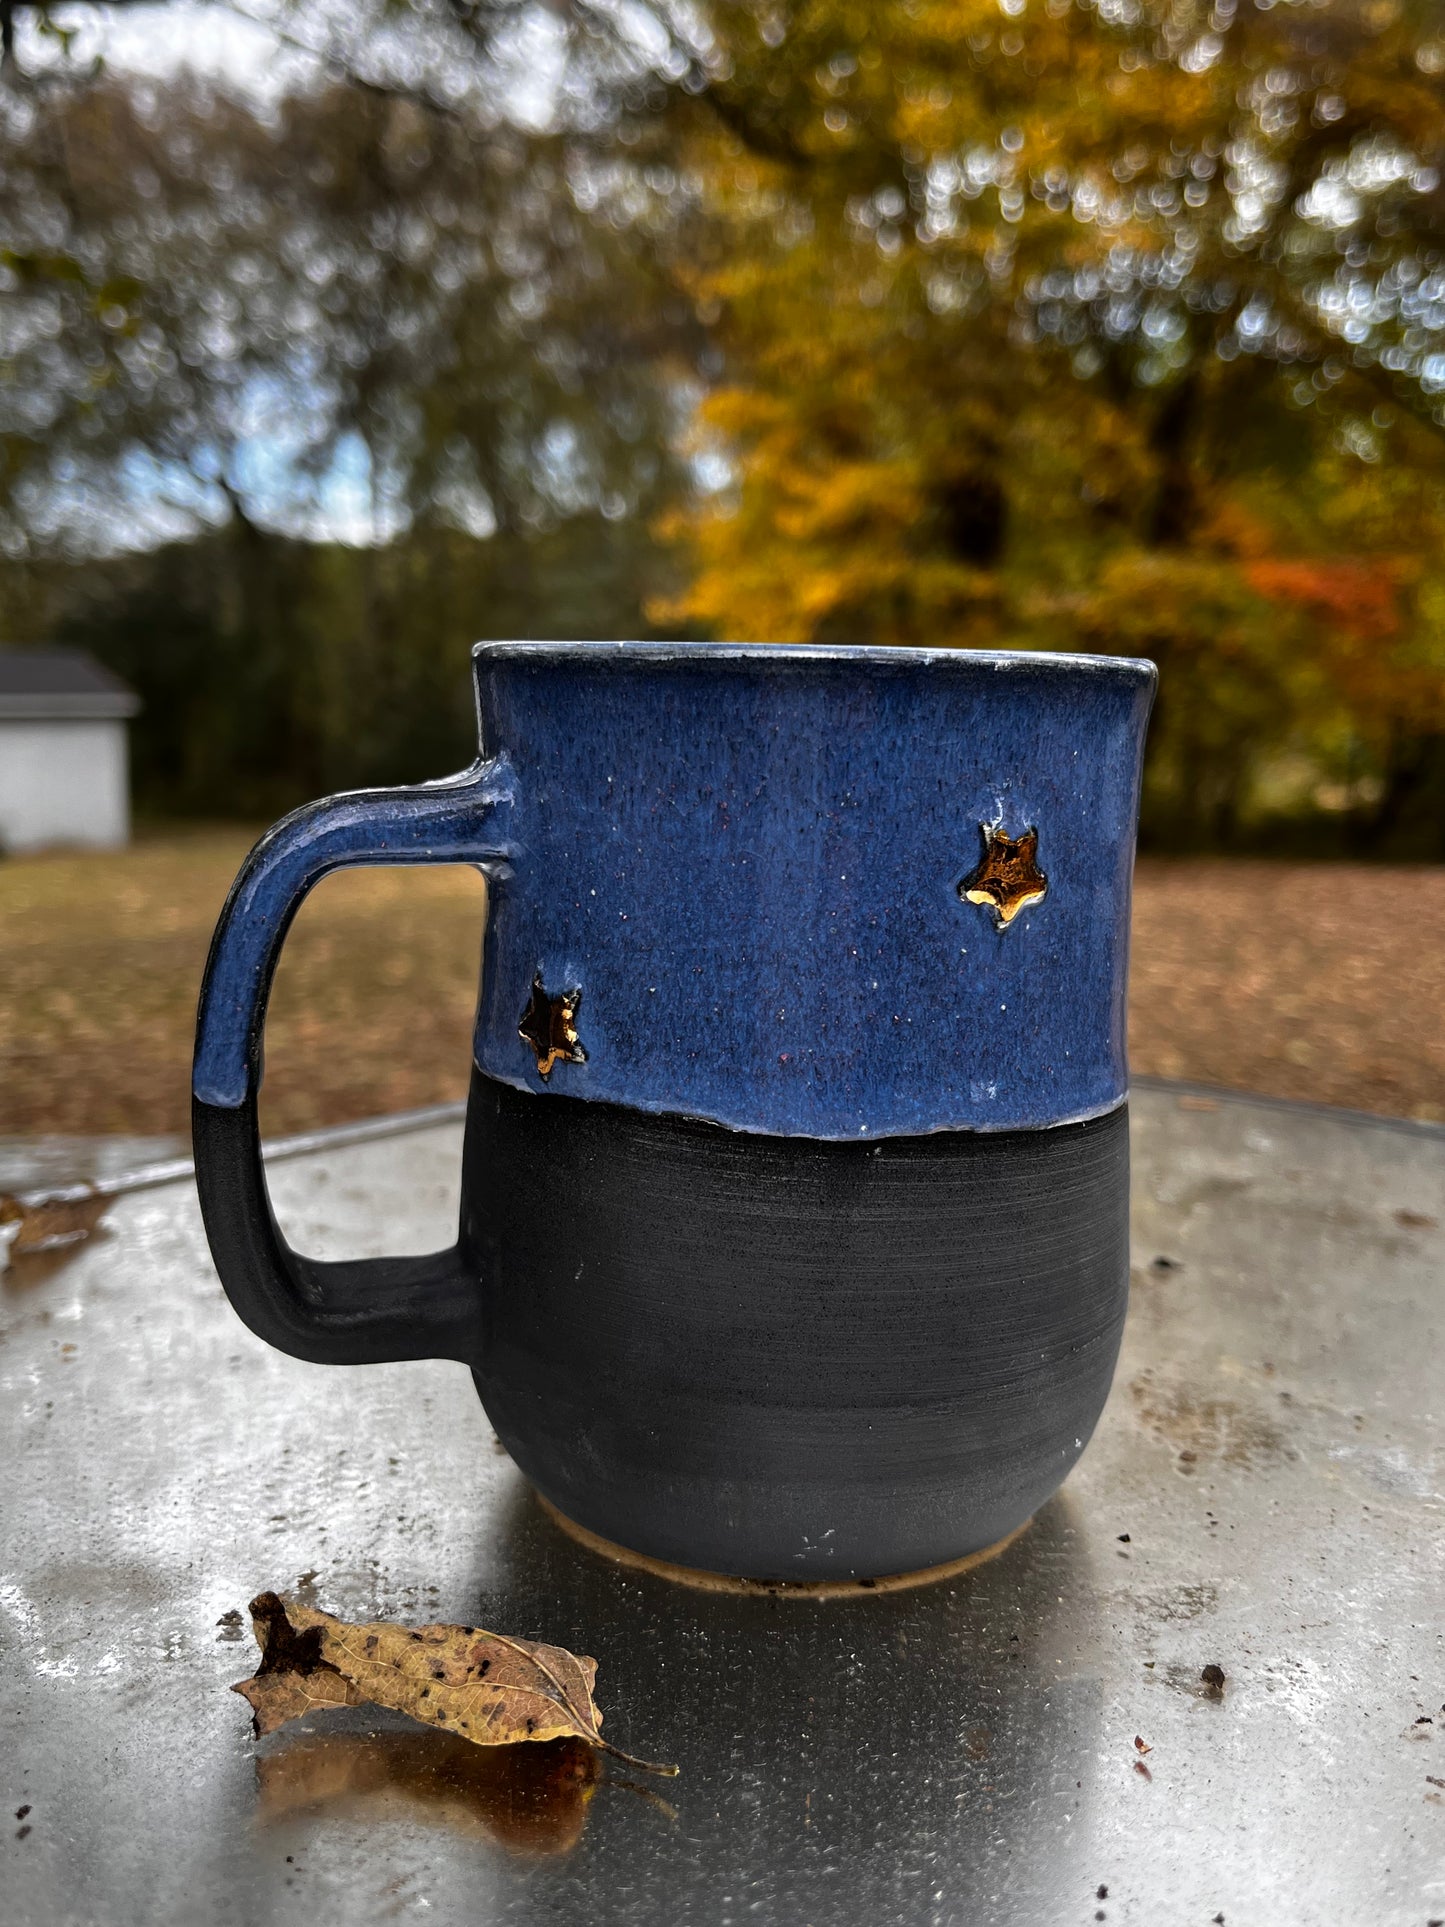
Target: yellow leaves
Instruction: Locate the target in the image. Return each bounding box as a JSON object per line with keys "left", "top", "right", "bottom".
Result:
{"left": 694, "top": 385, "right": 793, "bottom": 441}
{"left": 656, "top": 0, "right": 1445, "bottom": 814}
{"left": 656, "top": 348, "right": 1017, "bottom": 642}
{"left": 233, "top": 1593, "right": 676, "bottom": 1775}
{"left": 775, "top": 458, "right": 919, "bottom": 543}
{"left": 1065, "top": 549, "right": 1272, "bottom": 658}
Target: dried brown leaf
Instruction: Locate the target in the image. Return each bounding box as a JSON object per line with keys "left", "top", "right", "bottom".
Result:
{"left": 0, "top": 1189, "right": 109, "bottom": 1261}
{"left": 232, "top": 1593, "right": 676, "bottom": 1775}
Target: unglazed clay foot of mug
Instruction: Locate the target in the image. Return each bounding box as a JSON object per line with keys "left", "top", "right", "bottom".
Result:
{"left": 534, "top": 1491, "right": 1032, "bottom": 1599}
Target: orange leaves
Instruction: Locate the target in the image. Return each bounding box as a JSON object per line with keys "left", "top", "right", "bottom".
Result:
{"left": 1241, "top": 553, "right": 1445, "bottom": 732}
{"left": 1245, "top": 557, "right": 1404, "bottom": 645}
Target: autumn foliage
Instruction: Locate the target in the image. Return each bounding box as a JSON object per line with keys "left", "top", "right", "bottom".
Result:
{"left": 651, "top": 0, "right": 1445, "bottom": 848}
{"left": 4, "top": 2, "right": 1445, "bottom": 849}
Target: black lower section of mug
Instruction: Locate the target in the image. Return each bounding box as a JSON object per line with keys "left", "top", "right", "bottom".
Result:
{"left": 462, "top": 1072, "right": 1130, "bottom": 1583}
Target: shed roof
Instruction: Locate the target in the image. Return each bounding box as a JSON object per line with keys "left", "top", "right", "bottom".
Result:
{"left": 0, "top": 648, "right": 140, "bottom": 721}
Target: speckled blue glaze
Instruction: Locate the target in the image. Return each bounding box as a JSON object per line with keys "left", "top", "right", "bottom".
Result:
{"left": 475, "top": 642, "right": 1153, "bottom": 1136}
{"left": 194, "top": 641, "right": 1154, "bottom": 1138}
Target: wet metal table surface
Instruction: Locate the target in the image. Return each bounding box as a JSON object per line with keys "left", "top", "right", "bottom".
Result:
{"left": 4, "top": 1085, "right": 1444, "bottom": 1926}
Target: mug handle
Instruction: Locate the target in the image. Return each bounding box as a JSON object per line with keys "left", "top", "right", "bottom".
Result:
{"left": 191, "top": 758, "right": 517, "bottom": 1366}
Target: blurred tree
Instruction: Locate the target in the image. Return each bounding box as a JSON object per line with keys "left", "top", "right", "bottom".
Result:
{"left": 0, "top": 60, "right": 696, "bottom": 807}
{"left": 646, "top": 0, "right": 1445, "bottom": 850}
{"left": 4, "top": 2, "right": 1445, "bottom": 848}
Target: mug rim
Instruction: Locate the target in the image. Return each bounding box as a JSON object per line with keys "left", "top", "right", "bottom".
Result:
{"left": 472, "top": 638, "right": 1156, "bottom": 683}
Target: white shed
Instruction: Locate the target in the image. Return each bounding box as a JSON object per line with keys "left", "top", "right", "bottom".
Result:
{"left": 0, "top": 648, "right": 140, "bottom": 854}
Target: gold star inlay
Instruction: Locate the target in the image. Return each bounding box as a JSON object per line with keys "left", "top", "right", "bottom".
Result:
{"left": 518, "top": 975, "right": 587, "bottom": 1078}
{"left": 959, "top": 824, "right": 1048, "bottom": 929}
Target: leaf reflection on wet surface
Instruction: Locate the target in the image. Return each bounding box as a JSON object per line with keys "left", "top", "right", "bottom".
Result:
{"left": 254, "top": 1730, "right": 601, "bottom": 1858}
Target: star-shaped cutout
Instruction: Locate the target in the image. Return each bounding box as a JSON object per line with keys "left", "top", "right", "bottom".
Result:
{"left": 518, "top": 975, "right": 587, "bottom": 1078}
{"left": 959, "top": 824, "right": 1048, "bottom": 929}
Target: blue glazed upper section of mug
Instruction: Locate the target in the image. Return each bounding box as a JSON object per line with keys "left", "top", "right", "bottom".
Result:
{"left": 472, "top": 642, "right": 1155, "bottom": 1139}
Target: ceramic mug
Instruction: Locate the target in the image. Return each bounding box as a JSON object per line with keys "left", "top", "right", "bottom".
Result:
{"left": 193, "top": 641, "right": 1155, "bottom": 1581}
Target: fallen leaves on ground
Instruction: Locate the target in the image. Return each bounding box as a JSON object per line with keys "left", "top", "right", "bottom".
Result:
{"left": 233, "top": 1592, "right": 676, "bottom": 1775}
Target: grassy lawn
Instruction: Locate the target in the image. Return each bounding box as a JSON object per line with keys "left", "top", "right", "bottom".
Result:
{"left": 2, "top": 830, "right": 1442, "bottom": 1142}
{"left": 0, "top": 829, "right": 487, "bottom": 1142}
